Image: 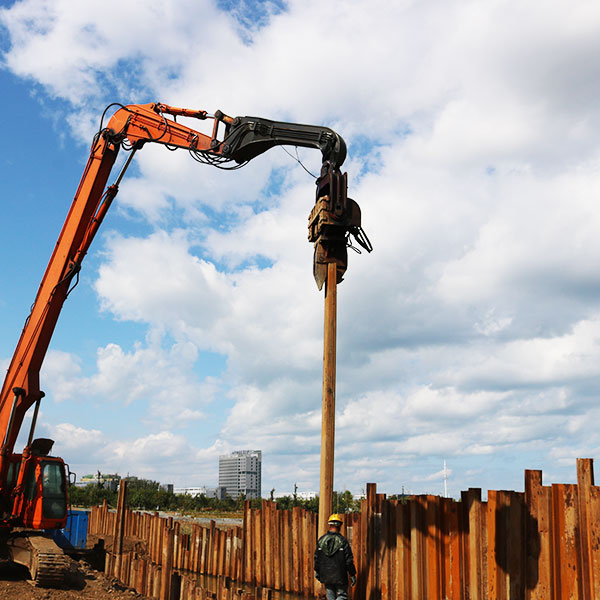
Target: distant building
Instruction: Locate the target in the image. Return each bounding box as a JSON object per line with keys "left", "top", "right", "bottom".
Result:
{"left": 161, "top": 483, "right": 174, "bottom": 494}
{"left": 219, "top": 450, "right": 262, "bottom": 499}
{"left": 173, "top": 486, "right": 226, "bottom": 499}
{"left": 296, "top": 491, "right": 317, "bottom": 500}
{"left": 75, "top": 473, "right": 119, "bottom": 492}
{"left": 274, "top": 491, "right": 317, "bottom": 500}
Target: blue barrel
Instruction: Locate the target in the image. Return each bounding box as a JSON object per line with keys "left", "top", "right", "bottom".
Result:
{"left": 50, "top": 509, "right": 89, "bottom": 549}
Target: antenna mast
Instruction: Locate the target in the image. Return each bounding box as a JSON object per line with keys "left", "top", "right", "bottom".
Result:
{"left": 443, "top": 460, "right": 448, "bottom": 498}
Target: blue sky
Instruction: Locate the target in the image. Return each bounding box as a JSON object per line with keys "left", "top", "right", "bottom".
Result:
{"left": 2, "top": 0, "right": 600, "bottom": 498}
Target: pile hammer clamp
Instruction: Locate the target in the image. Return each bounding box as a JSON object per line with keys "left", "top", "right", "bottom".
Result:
{"left": 308, "top": 162, "right": 372, "bottom": 290}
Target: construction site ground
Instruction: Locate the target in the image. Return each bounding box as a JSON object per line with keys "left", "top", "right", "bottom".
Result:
{"left": 0, "top": 514, "right": 243, "bottom": 599}
{"left": 0, "top": 555, "right": 144, "bottom": 600}
{"left": 0, "top": 532, "right": 149, "bottom": 600}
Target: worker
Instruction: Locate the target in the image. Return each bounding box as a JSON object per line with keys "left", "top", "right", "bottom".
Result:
{"left": 314, "top": 513, "right": 357, "bottom": 600}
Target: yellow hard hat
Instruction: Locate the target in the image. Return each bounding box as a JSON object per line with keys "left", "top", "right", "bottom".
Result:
{"left": 328, "top": 513, "right": 343, "bottom": 524}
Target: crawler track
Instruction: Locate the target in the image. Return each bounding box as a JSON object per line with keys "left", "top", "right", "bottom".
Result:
{"left": 7, "top": 531, "right": 69, "bottom": 587}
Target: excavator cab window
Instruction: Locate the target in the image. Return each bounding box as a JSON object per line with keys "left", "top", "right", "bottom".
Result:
{"left": 6, "top": 459, "right": 21, "bottom": 492}
{"left": 24, "top": 462, "right": 38, "bottom": 502}
{"left": 41, "top": 461, "right": 66, "bottom": 520}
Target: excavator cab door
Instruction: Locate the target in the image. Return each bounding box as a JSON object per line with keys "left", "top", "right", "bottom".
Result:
{"left": 6, "top": 455, "right": 22, "bottom": 493}
{"left": 18, "top": 457, "right": 68, "bottom": 530}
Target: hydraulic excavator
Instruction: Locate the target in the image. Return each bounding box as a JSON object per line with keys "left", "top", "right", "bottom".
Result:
{"left": 0, "top": 102, "right": 371, "bottom": 585}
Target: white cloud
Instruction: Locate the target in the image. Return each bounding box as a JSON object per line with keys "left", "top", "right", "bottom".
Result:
{"left": 41, "top": 339, "right": 216, "bottom": 430}
{"left": 438, "top": 318, "right": 600, "bottom": 391}
{"left": 108, "top": 431, "right": 191, "bottom": 462}
{"left": 95, "top": 230, "right": 230, "bottom": 332}
{"left": 43, "top": 422, "right": 104, "bottom": 451}
{"left": 94, "top": 228, "right": 323, "bottom": 384}
{"left": 0, "top": 0, "right": 237, "bottom": 106}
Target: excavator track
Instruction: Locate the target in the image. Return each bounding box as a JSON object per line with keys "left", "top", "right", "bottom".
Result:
{"left": 6, "top": 531, "right": 69, "bottom": 587}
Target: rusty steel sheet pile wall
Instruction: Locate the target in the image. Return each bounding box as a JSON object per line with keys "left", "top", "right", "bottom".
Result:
{"left": 89, "top": 499, "right": 246, "bottom": 599}
{"left": 88, "top": 458, "right": 600, "bottom": 600}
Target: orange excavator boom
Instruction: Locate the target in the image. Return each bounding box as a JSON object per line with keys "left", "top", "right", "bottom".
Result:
{"left": 0, "top": 101, "right": 353, "bottom": 516}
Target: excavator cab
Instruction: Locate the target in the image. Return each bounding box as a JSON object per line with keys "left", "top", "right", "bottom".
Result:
{"left": 10, "top": 441, "right": 68, "bottom": 530}
{"left": 19, "top": 457, "right": 68, "bottom": 529}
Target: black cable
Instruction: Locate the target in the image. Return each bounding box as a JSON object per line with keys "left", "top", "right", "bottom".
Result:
{"left": 91, "top": 103, "right": 134, "bottom": 154}
{"left": 65, "top": 269, "right": 80, "bottom": 298}
{"left": 349, "top": 226, "right": 373, "bottom": 253}
{"left": 96, "top": 103, "right": 127, "bottom": 138}
{"left": 139, "top": 109, "right": 169, "bottom": 143}
{"left": 281, "top": 146, "right": 317, "bottom": 178}
{"left": 188, "top": 148, "right": 248, "bottom": 170}
{"left": 121, "top": 140, "right": 134, "bottom": 151}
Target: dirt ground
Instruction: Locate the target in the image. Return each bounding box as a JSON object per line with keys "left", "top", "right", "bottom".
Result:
{"left": 0, "top": 554, "right": 146, "bottom": 600}
{"left": 0, "top": 522, "right": 241, "bottom": 600}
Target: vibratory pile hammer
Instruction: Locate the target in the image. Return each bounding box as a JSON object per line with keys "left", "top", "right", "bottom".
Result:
{"left": 0, "top": 102, "right": 370, "bottom": 585}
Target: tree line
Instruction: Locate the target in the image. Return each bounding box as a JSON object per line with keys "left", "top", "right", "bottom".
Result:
{"left": 68, "top": 477, "right": 367, "bottom": 514}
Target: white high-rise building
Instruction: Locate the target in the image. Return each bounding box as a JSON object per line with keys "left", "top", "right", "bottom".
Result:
{"left": 218, "top": 450, "right": 262, "bottom": 499}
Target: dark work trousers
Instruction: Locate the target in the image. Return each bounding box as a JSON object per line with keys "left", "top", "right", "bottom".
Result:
{"left": 325, "top": 584, "right": 349, "bottom": 600}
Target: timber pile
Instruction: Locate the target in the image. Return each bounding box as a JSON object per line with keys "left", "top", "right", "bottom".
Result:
{"left": 89, "top": 458, "right": 600, "bottom": 599}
